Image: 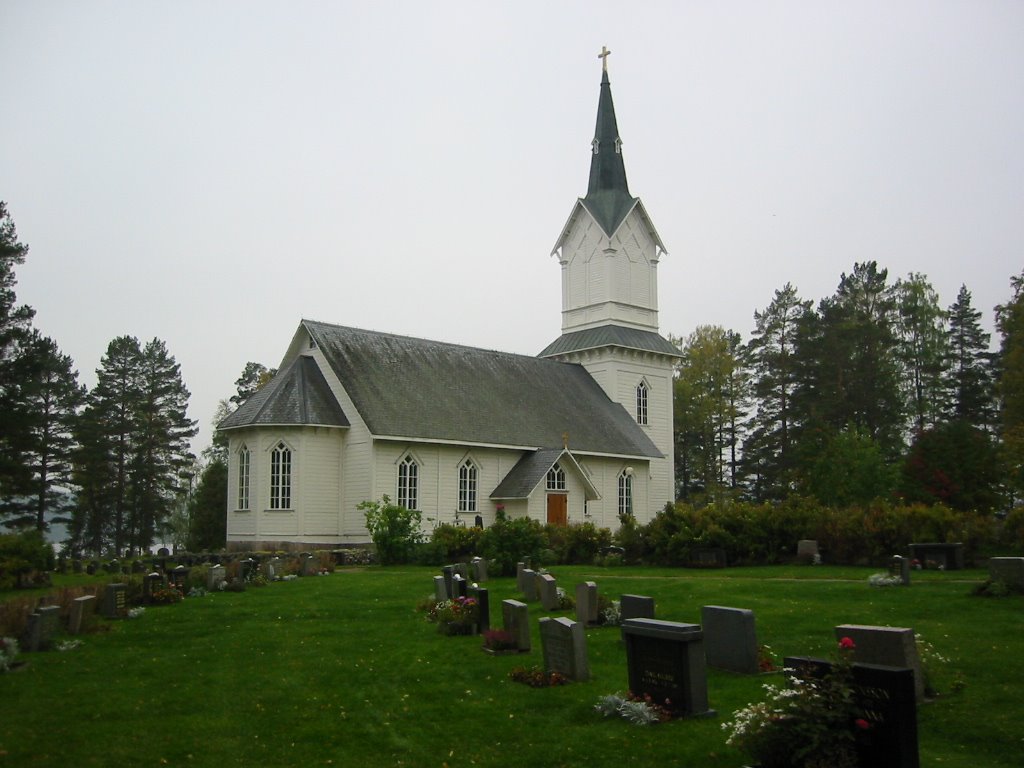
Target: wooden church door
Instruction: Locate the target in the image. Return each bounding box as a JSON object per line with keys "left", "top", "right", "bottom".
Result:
{"left": 546, "top": 493, "right": 568, "bottom": 526}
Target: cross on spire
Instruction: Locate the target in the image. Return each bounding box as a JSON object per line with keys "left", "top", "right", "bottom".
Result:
{"left": 598, "top": 46, "right": 611, "bottom": 72}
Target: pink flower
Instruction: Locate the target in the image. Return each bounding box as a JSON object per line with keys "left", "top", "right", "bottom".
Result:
{"left": 854, "top": 718, "right": 871, "bottom": 730}
{"left": 839, "top": 637, "right": 856, "bottom": 650}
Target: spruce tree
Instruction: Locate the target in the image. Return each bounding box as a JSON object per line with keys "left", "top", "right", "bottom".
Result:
{"left": 946, "top": 284, "right": 996, "bottom": 427}
{"left": 894, "top": 273, "right": 950, "bottom": 433}
{"left": 996, "top": 272, "right": 1024, "bottom": 498}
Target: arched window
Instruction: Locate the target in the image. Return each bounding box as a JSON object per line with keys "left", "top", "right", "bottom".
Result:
{"left": 618, "top": 469, "right": 633, "bottom": 517}
{"left": 398, "top": 455, "right": 419, "bottom": 510}
{"left": 270, "top": 441, "right": 292, "bottom": 509}
{"left": 237, "top": 444, "right": 250, "bottom": 510}
{"left": 458, "top": 458, "right": 478, "bottom": 513}
{"left": 636, "top": 380, "right": 649, "bottom": 425}
{"left": 546, "top": 462, "right": 566, "bottom": 491}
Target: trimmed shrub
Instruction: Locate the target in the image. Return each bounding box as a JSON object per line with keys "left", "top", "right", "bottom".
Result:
{"left": 479, "top": 516, "right": 547, "bottom": 576}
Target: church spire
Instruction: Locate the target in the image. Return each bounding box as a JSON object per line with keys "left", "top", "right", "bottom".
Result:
{"left": 583, "top": 47, "right": 637, "bottom": 237}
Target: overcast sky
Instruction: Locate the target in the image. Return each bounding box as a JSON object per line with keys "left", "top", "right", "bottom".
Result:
{"left": 3, "top": 1, "right": 1022, "bottom": 455}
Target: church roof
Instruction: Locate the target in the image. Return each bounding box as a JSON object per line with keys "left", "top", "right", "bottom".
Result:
{"left": 583, "top": 68, "right": 638, "bottom": 237}
{"left": 490, "top": 448, "right": 600, "bottom": 500}
{"left": 538, "top": 325, "right": 681, "bottom": 359}
{"left": 219, "top": 355, "right": 350, "bottom": 430}
{"left": 302, "top": 320, "right": 663, "bottom": 459}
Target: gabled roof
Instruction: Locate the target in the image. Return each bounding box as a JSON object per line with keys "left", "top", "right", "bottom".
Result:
{"left": 302, "top": 320, "right": 662, "bottom": 459}
{"left": 539, "top": 325, "right": 681, "bottom": 359}
{"left": 490, "top": 448, "right": 600, "bottom": 500}
{"left": 219, "top": 355, "right": 349, "bottom": 431}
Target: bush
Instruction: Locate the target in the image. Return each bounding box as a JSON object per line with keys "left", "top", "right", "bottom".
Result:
{"left": 358, "top": 495, "right": 424, "bottom": 565}
{"left": 479, "top": 516, "right": 547, "bottom": 576}
{"left": 426, "top": 524, "right": 482, "bottom": 563}
{"left": 546, "top": 523, "right": 612, "bottom": 565}
{"left": 0, "top": 530, "right": 55, "bottom": 589}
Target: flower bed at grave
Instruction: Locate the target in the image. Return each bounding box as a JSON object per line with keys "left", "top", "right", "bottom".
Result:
{"left": 509, "top": 666, "right": 568, "bottom": 688}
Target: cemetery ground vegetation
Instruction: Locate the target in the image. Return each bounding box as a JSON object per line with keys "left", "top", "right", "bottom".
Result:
{"left": 0, "top": 564, "right": 1020, "bottom": 767}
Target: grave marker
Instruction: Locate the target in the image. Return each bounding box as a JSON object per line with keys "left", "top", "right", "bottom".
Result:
{"left": 539, "top": 617, "right": 589, "bottom": 681}
{"left": 470, "top": 557, "right": 487, "bottom": 582}
{"left": 22, "top": 606, "right": 61, "bottom": 652}
{"left": 621, "top": 618, "right": 713, "bottom": 717}
{"left": 102, "top": 583, "right": 128, "bottom": 619}
{"left": 521, "top": 569, "right": 538, "bottom": 601}
{"left": 620, "top": 594, "right": 655, "bottom": 621}
{"left": 501, "top": 599, "right": 531, "bottom": 652}
{"left": 575, "top": 581, "right": 598, "bottom": 625}
{"left": 988, "top": 557, "right": 1024, "bottom": 589}
{"left": 208, "top": 564, "right": 227, "bottom": 591}
{"left": 834, "top": 624, "right": 925, "bottom": 702}
{"left": 539, "top": 573, "right": 559, "bottom": 611}
{"left": 701, "top": 605, "right": 759, "bottom": 674}
{"left": 433, "top": 575, "right": 448, "bottom": 602}
{"left": 468, "top": 585, "right": 490, "bottom": 634}
{"left": 69, "top": 595, "right": 96, "bottom": 635}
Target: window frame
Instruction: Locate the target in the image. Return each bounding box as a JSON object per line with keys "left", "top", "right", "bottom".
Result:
{"left": 397, "top": 454, "right": 419, "bottom": 510}
{"left": 269, "top": 441, "right": 292, "bottom": 510}
{"left": 636, "top": 380, "right": 649, "bottom": 425}
{"left": 618, "top": 469, "right": 634, "bottom": 517}
{"left": 546, "top": 462, "right": 566, "bottom": 491}
{"left": 458, "top": 458, "right": 478, "bottom": 514}
{"left": 237, "top": 444, "right": 250, "bottom": 510}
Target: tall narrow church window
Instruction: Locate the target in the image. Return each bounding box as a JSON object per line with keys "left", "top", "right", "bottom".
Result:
{"left": 618, "top": 469, "right": 633, "bottom": 517}
{"left": 458, "top": 459, "right": 478, "bottom": 513}
{"left": 270, "top": 441, "right": 292, "bottom": 509}
{"left": 237, "top": 445, "right": 250, "bottom": 510}
{"left": 636, "top": 381, "right": 649, "bottom": 425}
{"left": 398, "top": 455, "right": 419, "bottom": 510}
{"left": 546, "top": 463, "right": 566, "bottom": 491}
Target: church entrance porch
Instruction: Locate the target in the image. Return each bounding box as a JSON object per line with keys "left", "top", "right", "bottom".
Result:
{"left": 546, "top": 493, "right": 568, "bottom": 526}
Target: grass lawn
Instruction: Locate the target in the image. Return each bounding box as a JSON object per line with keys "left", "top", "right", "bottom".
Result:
{"left": 1, "top": 565, "right": 1021, "bottom": 767}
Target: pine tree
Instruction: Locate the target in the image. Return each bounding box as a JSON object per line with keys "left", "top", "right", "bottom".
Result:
{"left": 946, "top": 284, "right": 996, "bottom": 427}
{"left": 894, "top": 273, "right": 950, "bottom": 433}
{"left": 996, "top": 271, "right": 1024, "bottom": 498}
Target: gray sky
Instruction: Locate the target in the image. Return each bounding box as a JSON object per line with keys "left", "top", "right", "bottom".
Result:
{"left": 3, "top": 1, "right": 1022, "bottom": 455}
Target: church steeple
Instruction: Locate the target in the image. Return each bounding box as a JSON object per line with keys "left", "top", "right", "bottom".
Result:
{"left": 583, "top": 50, "right": 637, "bottom": 237}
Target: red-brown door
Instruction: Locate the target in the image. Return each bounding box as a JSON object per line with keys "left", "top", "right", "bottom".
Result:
{"left": 546, "top": 493, "right": 568, "bottom": 526}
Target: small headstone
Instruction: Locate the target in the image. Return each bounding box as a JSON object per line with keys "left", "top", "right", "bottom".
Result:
{"left": 69, "top": 595, "right": 96, "bottom": 635}
{"left": 521, "top": 569, "right": 538, "bottom": 601}
{"left": 701, "top": 605, "right": 759, "bottom": 674}
{"left": 575, "top": 581, "right": 598, "bottom": 625}
{"left": 797, "top": 539, "right": 819, "bottom": 563}
{"left": 208, "top": 564, "right": 227, "bottom": 591}
{"left": 85, "top": 561, "right": 97, "bottom": 576}
{"left": 102, "top": 583, "right": 128, "bottom": 619}
{"left": 157, "top": 547, "right": 170, "bottom": 557}
{"left": 988, "top": 557, "right": 1024, "bottom": 589}
{"left": 131, "top": 559, "right": 146, "bottom": 574}
{"left": 22, "top": 606, "right": 61, "bottom": 652}
{"left": 515, "top": 562, "right": 526, "bottom": 592}
{"left": 451, "top": 574, "right": 468, "bottom": 598}
{"left": 539, "top": 617, "right": 589, "bottom": 681}
{"left": 441, "top": 565, "right": 456, "bottom": 598}
{"left": 453, "top": 562, "right": 469, "bottom": 580}
{"left": 538, "top": 574, "right": 559, "bottom": 611}
{"left": 835, "top": 624, "right": 925, "bottom": 702}
{"left": 143, "top": 572, "right": 164, "bottom": 602}
{"left": 892, "top": 555, "right": 911, "bottom": 586}
{"left": 785, "top": 656, "right": 919, "bottom": 768}
{"left": 621, "top": 618, "right": 713, "bottom": 716}
{"left": 470, "top": 557, "right": 487, "bottom": 582}
{"left": 501, "top": 599, "right": 531, "bottom": 652}
{"left": 301, "top": 553, "right": 319, "bottom": 576}
{"left": 620, "top": 594, "right": 655, "bottom": 621}
{"left": 433, "top": 575, "right": 448, "bottom": 602}
{"left": 468, "top": 585, "right": 490, "bottom": 634}
{"left": 265, "top": 556, "right": 282, "bottom": 579}
{"left": 239, "top": 557, "right": 257, "bottom": 581}
{"left": 169, "top": 565, "right": 190, "bottom": 590}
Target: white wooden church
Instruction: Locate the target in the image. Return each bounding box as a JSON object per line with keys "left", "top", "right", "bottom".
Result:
{"left": 220, "top": 57, "right": 679, "bottom": 550}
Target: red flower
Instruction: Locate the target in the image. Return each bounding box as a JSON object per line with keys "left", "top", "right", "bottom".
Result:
{"left": 854, "top": 718, "right": 871, "bottom": 730}
{"left": 839, "top": 637, "right": 856, "bottom": 650}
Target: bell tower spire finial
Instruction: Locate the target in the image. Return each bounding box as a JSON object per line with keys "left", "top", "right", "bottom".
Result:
{"left": 598, "top": 45, "right": 611, "bottom": 72}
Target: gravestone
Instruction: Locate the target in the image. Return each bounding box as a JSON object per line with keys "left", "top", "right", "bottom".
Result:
{"left": 908, "top": 542, "right": 964, "bottom": 570}
{"left": 451, "top": 574, "right": 467, "bottom": 598}
{"left": 262, "top": 557, "right": 280, "bottom": 580}
{"left": 620, "top": 594, "right": 655, "bottom": 621}
{"left": 835, "top": 624, "right": 925, "bottom": 702}
{"left": 575, "top": 581, "right": 598, "bottom": 625}
{"left": 539, "top": 617, "right": 589, "bottom": 681}
{"left": 441, "top": 565, "right": 455, "bottom": 598}
{"left": 468, "top": 585, "right": 490, "bottom": 634}
{"left": 131, "top": 559, "right": 146, "bottom": 574}
{"left": 785, "top": 656, "right": 919, "bottom": 768}
{"left": 797, "top": 539, "right": 819, "bottom": 563}
{"left": 157, "top": 547, "right": 170, "bottom": 557}
{"left": 240, "top": 557, "right": 257, "bottom": 581}
{"left": 501, "top": 599, "right": 531, "bottom": 652}
{"left": 515, "top": 562, "right": 527, "bottom": 592}
{"left": 300, "top": 553, "right": 319, "bottom": 576}
{"left": 701, "top": 605, "right": 759, "bottom": 674}
{"left": 102, "top": 583, "right": 128, "bottom": 618}
{"left": 85, "top": 561, "right": 97, "bottom": 575}
{"left": 142, "top": 572, "right": 164, "bottom": 602}
{"left": 891, "top": 555, "right": 911, "bottom": 586}
{"left": 470, "top": 557, "right": 487, "bottom": 582}
{"left": 433, "top": 575, "right": 448, "bottom": 602}
{"left": 621, "top": 618, "right": 713, "bottom": 716}
{"left": 208, "top": 564, "right": 227, "bottom": 591}
{"left": 22, "top": 605, "right": 61, "bottom": 652}
{"left": 521, "top": 569, "right": 538, "bottom": 601}
{"left": 169, "top": 565, "right": 190, "bottom": 590}
{"left": 988, "top": 557, "right": 1024, "bottom": 589}
{"left": 69, "top": 595, "right": 96, "bottom": 634}
{"left": 453, "top": 562, "right": 469, "bottom": 581}
{"left": 538, "top": 574, "right": 559, "bottom": 611}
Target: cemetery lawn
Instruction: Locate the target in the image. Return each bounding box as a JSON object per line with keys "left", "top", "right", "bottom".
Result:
{"left": 2, "top": 565, "right": 1021, "bottom": 767}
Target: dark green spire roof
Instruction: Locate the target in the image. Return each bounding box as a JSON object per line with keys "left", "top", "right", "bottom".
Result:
{"left": 583, "top": 69, "right": 638, "bottom": 237}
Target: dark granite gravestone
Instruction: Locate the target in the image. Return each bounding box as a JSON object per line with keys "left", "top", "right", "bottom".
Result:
{"left": 575, "top": 581, "right": 598, "bottom": 625}
{"left": 239, "top": 558, "right": 257, "bottom": 581}
{"left": 988, "top": 556, "right": 1024, "bottom": 588}
{"left": 468, "top": 585, "right": 490, "bottom": 634}
{"left": 538, "top": 574, "right": 559, "bottom": 611}
{"left": 501, "top": 599, "right": 531, "bottom": 652}
{"left": 620, "top": 594, "right": 655, "bottom": 621}
{"left": 701, "top": 605, "right": 759, "bottom": 674}
{"left": 621, "top": 618, "right": 713, "bottom": 716}
{"left": 908, "top": 542, "right": 964, "bottom": 570}
{"left": 539, "top": 617, "right": 589, "bottom": 681}
{"left": 69, "top": 595, "right": 96, "bottom": 635}
{"left": 453, "top": 562, "right": 469, "bottom": 581}
{"left": 101, "top": 583, "right": 128, "bottom": 618}
{"left": 835, "top": 624, "right": 924, "bottom": 702}
{"left": 521, "top": 569, "right": 538, "bottom": 601}
{"left": 891, "top": 555, "right": 911, "bottom": 586}
{"left": 441, "top": 565, "right": 455, "bottom": 598}
{"left": 157, "top": 547, "right": 170, "bottom": 557}
{"left": 142, "top": 572, "right": 164, "bottom": 602}
{"left": 785, "top": 656, "right": 919, "bottom": 768}
{"left": 22, "top": 605, "right": 61, "bottom": 652}
{"left": 169, "top": 565, "right": 190, "bottom": 590}
{"left": 451, "top": 574, "right": 467, "bottom": 598}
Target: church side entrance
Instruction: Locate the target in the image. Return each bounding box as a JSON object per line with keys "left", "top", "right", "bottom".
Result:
{"left": 546, "top": 493, "right": 568, "bottom": 526}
